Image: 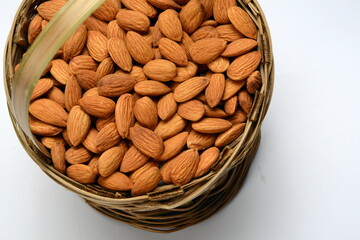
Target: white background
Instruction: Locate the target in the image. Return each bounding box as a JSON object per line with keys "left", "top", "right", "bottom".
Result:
{"left": 1, "top": 0, "right": 360, "bottom": 239}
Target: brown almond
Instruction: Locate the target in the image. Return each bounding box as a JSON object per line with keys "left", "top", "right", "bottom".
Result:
{"left": 83, "top": 87, "right": 99, "bottom": 98}
{"left": 41, "top": 136, "right": 66, "bottom": 149}
{"left": 51, "top": 141, "right": 66, "bottom": 174}
{"left": 174, "top": 77, "right": 209, "bottom": 102}
{"left": 28, "top": 14, "right": 42, "bottom": 44}
{"left": 204, "top": 105, "right": 228, "bottom": 118}
{"left": 69, "top": 55, "right": 98, "bottom": 75}
{"left": 107, "top": 20, "right": 126, "bottom": 39}
{"left": 180, "top": 32, "right": 194, "bottom": 59}
{"left": 227, "top": 110, "right": 248, "bottom": 124}
{"left": 134, "top": 80, "right": 171, "bottom": 96}
{"left": 199, "top": 0, "right": 215, "bottom": 20}
{"left": 29, "top": 99, "right": 68, "bottom": 127}
{"left": 76, "top": 70, "right": 97, "bottom": 91}
{"left": 215, "top": 123, "right": 246, "bottom": 147}
{"left": 216, "top": 24, "right": 244, "bottom": 42}
{"left": 82, "top": 128, "right": 100, "bottom": 154}
{"left": 189, "top": 38, "right": 227, "bottom": 64}
{"left": 67, "top": 164, "right": 96, "bottom": 184}
{"left": 62, "top": 24, "right": 87, "bottom": 61}
{"left": 200, "top": 20, "right": 218, "bottom": 27}
{"left": 191, "top": 26, "right": 219, "bottom": 42}
{"left": 31, "top": 78, "right": 54, "bottom": 101}
{"left": 125, "top": 31, "right": 154, "bottom": 65}
{"left": 107, "top": 38, "right": 133, "bottom": 72}
{"left": 147, "top": 0, "right": 181, "bottom": 10}
{"left": 98, "top": 143, "right": 127, "bottom": 177}
{"left": 120, "top": 145, "right": 149, "bottom": 173}
{"left": 130, "top": 161, "right": 160, "bottom": 182}
{"left": 154, "top": 113, "right": 187, "bottom": 139}
{"left": 213, "top": 0, "right": 236, "bottom": 24}
{"left": 98, "top": 172, "right": 133, "bottom": 191}
{"left": 222, "top": 78, "right": 246, "bottom": 100}
{"left": 143, "top": 59, "right": 176, "bottom": 82}
{"left": 116, "top": 9, "right": 150, "bottom": 33}
{"left": 65, "top": 146, "right": 92, "bottom": 164}
{"left": 179, "top": 0, "right": 205, "bottom": 34}
{"left": 159, "top": 38, "right": 188, "bottom": 66}
{"left": 194, "top": 147, "right": 219, "bottom": 178}
{"left": 64, "top": 76, "right": 82, "bottom": 112}
{"left": 155, "top": 132, "right": 189, "bottom": 162}
{"left": 238, "top": 89, "right": 253, "bottom": 114}
{"left": 121, "top": 0, "right": 157, "bottom": 18}
{"left": 170, "top": 149, "right": 199, "bottom": 186}
{"left": 228, "top": 6, "right": 257, "bottom": 39}
{"left": 95, "top": 123, "right": 121, "bottom": 152}
{"left": 88, "top": 156, "right": 100, "bottom": 176}
{"left": 98, "top": 73, "right": 136, "bottom": 97}
{"left": 152, "top": 21, "right": 163, "bottom": 47}
{"left": 62, "top": 130, "right": 72, "bottom": 147}
{"left": 95, "top": 114, "right": 116, "bottom": 131}
{"left": 205, "top": 73, "right": 225, "bottom": 108}
{"left": 85, "top": 16, "right": 108, "bottom": 36}
{"left": 173, "top": 62, "right": 198, "bottom": 82}
{"left": 67, "top": 106, "right": 91, "bottom": 147}
{"left": 50, "top": 59, "right": 72, "bottom": 85}
{"left": 247, "top": 71, "right": 262, "bottom": 94}
{"left": 92, "top": 0, "right": 120, "bottom": 21}
{"left": 46, "top": 87, "right": 65, "bottom": 108}
{"left": 130, "top": 125, "right": 164, "bottom": 158}
{"left": 222, "top": 38, "right": 258, "bottom": 57}
{"left": 158, "top": 9, "right": 183, "bottom": 41}
{"left": 187, "top": 130, "right": 216, "bottom": 150}
{"left": 208, "top": 57, "right": 230, "bottom": 73}
{"left": 157, "top": 93, "right": 178, "bottom": 121}
{"left": 37, "top": 0, "right": 66, "bottom": 21}
{"left": 134, "top": 97, "right": 158, "bottom": 130}
{"left": 160, "top": 159, "right": 173, "bottom": 183}
{"left": 79, "top": 95, "right": 115, "bottom": 118}
{"left": 115, "top": 94, "right": 135, "bottom": 138}
{"left": 29, "top": 116, "right": 63, "bottom": 137}
{"left": 87, "top": 31, "right": 109, "bottom": 62}
{"left": 192, "top": 118, "right": 232, "bottom": 134}
{"left": 130, "top": 66, "right": 147, "bottom": 82}
{"left": 178, "top": 100, "right": 205, "bottom": 121}
{"left": 224, "top": 95, "right": 238, "bottom": 116}
{"left": 132, "top": 167, "right": 161, "bottom": 196}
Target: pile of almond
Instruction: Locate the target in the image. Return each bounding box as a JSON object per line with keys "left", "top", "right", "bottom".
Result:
{"left": 25, "top": 0, "right": 262, "bottom": 197}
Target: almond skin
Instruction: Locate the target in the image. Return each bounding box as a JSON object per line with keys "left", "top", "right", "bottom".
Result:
{"left": 199, "top": 0, "right": 215, "bottom": 20}
{"left": 215, "top": 123, "right": 246, "bottom": 147}
{"left": 79, "top": 95, "right": 115, "bottom": 118}
{"left": 42, "top": 136, "right": 66, "bottom": 149}
{"left": 51, "top": 142, "right": 66, "bottom": 174}
{"left": 174, "top": 77, "right": 209, "bottom": 102}
{"left": 62, "top": 24, "right": 87, "bottom": 62}
{"left": 130, "top": 125, "right": 164, "bottom": 158}
{"left": 216, "top": 24, "right": 244, "bottom": 42}
{"left": 207, "top": 57, "right": 230, "bottom": 73}
{"left": 134, "top": 80, "right": 171, "bottom": 96}
{"left": 238, "top": 89, "right": 253, "bottom": 114}
{"left": 82, "top": 128, "right": 100, "bottom": 154}
{"left": 64, "top": 76, "right": 82, "bottom": 112}
{"left": 177, "top": 100, "right": 205, "bottom": 121}
{"left": 88, "top": 156, "right": 100, "bottom": 176}
{"left": 130, "top": 66, "right": 147, "bottom": 82}
{"left": 222, "top": 79, "right": 247, "bottom": 100}
{"left": 204, "top": 105, "right": 228, "bottom": 118}
{"left": 95, "top": 123, "right": 121, "bottom": 152}
{"left": 92, "top": 0, "right": 120, "bottom": 21}
{"left": 173, "top": 62, "right": 198, "bottom": 82}
{"left": 158, "top": 9, "right": 183, "bottom": 41}
{"left": 108, "top": 38, "right": 133, "bottom": 72}
{"left": 159, "top": 38, "right": 188, "bottom": 66}
{"left": 191, "top": 26, "right": 219, "bottom": 42}
{"left": 29, "top": 99, "right": 68, "bottom": 127}
{"left": 98, "top": 143, "right": 127, "bottom": 177}
{"left": 65, "top": 146, "right": 92, "bottom": 165}
{"left": 180, "top": 32, "right": 194, "bottom": 59}
{"left": 222, "top": 38, "right": 258, "bottom": 57}
{"left": 46, "top": 87, "right": 65, "bottom": 108}
{"left": 107, "top": 20, "right": 126, "bottom": 40}
{"left": 85, "top": 16, "right": 108, "bottom": 37}
{"left": 187, "top": 130, "right": 216, "bottom": 150}
{"left": 69, "top": 55, "right": 98, "bottom": 75}
{"left": 170, "top": 149, "right": 199, "bottom": 186}
{"left": 87, "top": 31, "right": 109, "bottom": 62}
{"left": 227, "top": 110, "right": 248, "bottom": 124}
{"left": 189, "top": 38, "right": 227, "bottom": 64}
{"left": 205, "top": 73, "right": 225, "bottom": 108}
{"left": 160, "top": 159, "right": 173, "bottom": 183}
{"left": 95, "top": 58, "right": 114, "bottom": 82}
{"left": 120, "top": 145, "right": 150, "bottom": 173}
{"left": 130, "top": 161, "right": 159, "bottom": 182}
{"left": 194, "top": 147, "right": 219, "bottom": 178}
{"left": 213, "top": 0, "right": 236, "bottom": 24}
{"left": 29, "top": 116, "right": 63, "bottom": 137}
{"left": 125, "top": 31, "right": 154, "bottom": 65}
{"left": 147, "top": 0, "right": 181, "bottom": 10}
{"left": 247, "top": 71, "right": 262, "bottom": 94}
{"left": 154, "top": 132, "right": 189, "bottom": 162}
{"left": 121, "top": 0, "right": 157, "bottom": 18}
{"left": 98, "top": 172, "right": 133, "bottom": 191}
{"left": 67, "top": 106, "right": 91, "bottom": 147}
{"left": 75, "top": 70, "right": 97, "bottom": 91}
{"left": 115, "top": 94, "right": 135, "bottom": 139}
{"left": 67, "top": 164, "right": 97, "bottom": 184}
{"left": 158, "top": 93, "right": 178, "bottom": 120}
{"left": 132, "top": 167, "right": 162, "bottom": 196}
{"left": 98, "top": 73, "right": 136, "bottom": 97}
{"left": 50, "top": 59, "right": 71, "bottom": 85}
{"left": 37, "top": 0, "right": 66, "bottom": 21}
{"left": 224, "top": 95, "right": 238, "bottom": 116}
{"left": 228, "top": 6, "right": 257, "bottom": 39}
{"left": 192, "top": 118, "right": 232, "bottom": 134}
{"left": 143, "top": 59, "right": 177, "bottom": 82}
{"left": 179, "top": 0, "right": 205, "bottom": 34}
{"left": 31, "top": 78, "right": 54, "bottom": 101}
{"left": 116, "top": 9, "right": 150, "bottom": 33}
{"left": 154, "top": 113, "right": 187, "bottom": 139}
{"left": 134, "top": 97, "right": 158, "bottom": 130}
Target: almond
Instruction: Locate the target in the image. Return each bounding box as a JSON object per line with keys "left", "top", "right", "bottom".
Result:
{"left": 129, "top": 125, "right": 164, "bottom": 158}
{"left": 29, "top": 99, "right": 68, "bottom": 127}
{"left": 120, "top": 145, "right": 149, "bottom": 173}
{"left": 41, "top": 136, "right": 66, "bottom": 149}
{"left": 147, "top": 0, "right": 181, "bottom": 10}
{"left": 67, "top": 106, "right": 91, "bottom": 147}
{"left": 92, "top": 0, "right": 120, "bottom": 21}
{"left": 152, "top": 21, "right": 163, "bottom": 47}
{"left": 134, "top": 80, "right": 171, "bottom": 96}
{"left": 121, "top": 0, "right": 157, "bottom": 18}
{"left": 160, "top": 159, "right": 173, "bottom": 183}
{"left": 31, "top": 78, "right": 54, "bottom": 101}
{"left": 95, "top": 123, "right": 121, "bottom": 152}
{"left": 98, "top": 73, "right": 136, "bottom": 97}
{"left": 199, "top": 0, "right": 215, "bottom": 20}
{"left": 170, "top": 149, "right": 199, "bottom": 186}
{"left": 98, "top": 143, "right": 127, "bottom": 177}
{"left": 179, "top": 0, "right": 205, "bottom": 34}
{"left": 208, "top": 57, "right": 230, "bottom": 73}
{"left": 83, "top": 87, "right": 99, "bottom": 98}
{"left": 192, "top": 118, "right": 232, "bottom": 134}
{"left": 222, "top": 38, "right": 258, "bottom": 57}
{"left": 116, "top": 9, "right": 150, "bottom": 33}
{"left": 115, "top": 94, "right": 135, "bottom": 138}
{"left": 154, "top": 113, "right": 187, "bottom": 139}
{"left": 134, "top": 97, "right": 158, "bottom": 130}
{"left": 88, "top": 156, "right": 100, "bottom": 176}
{"left": 187, "top": 130, "right": 216, "bottom": 150}
{"left": 79, "top": 95, "right": 115, "bottom": 118}
{"left": 191, "top": 26, "right": 219, "bottom": 42}
{"left": 238, "top": 89, "right": 253, "bottom": 114}
{"left": 76, "top": 70, "right": 97, "bottom": 91}
{"left": 64, "top": 76, "right": 82, "bottom": 112}
{"left": 158, "top": 9, "right": 183, "bottom": 41}
{"left": 194, "top": 147, "right": 219, "bottom": 178}
{"left": 200, "top": 20, "right": 218, "bottom": 27}
{"left": 29, "top": 116, "right": 63, "bottom": 137}
{"left": 173, "top": 62, "right": 198, "bottom": 82}
{"left": 174, "top": 77, "right": 209, "bottom": 102}
{"left": 28, "top": 14, "right": 42, "bottom": 44}
{"left": 228, "top": 51, "right": 262, "bottom": 81}
{"left": 125, "top": 31, "right": 154, "bottom": 64}
{"left": 130, "top": 66, "right": 147, "bottom": 82}
{"left": 46, "top": 87, "right": 65, "bottom": 108}
{"left": 65, "top": 146, "right": 92, "bottom": 164}
{"left": 82, "top": 128, "right": 100, "bottom": 154}
{"left": 158, "top": 38, "right": 188, "bottom": 66}
{"left": 143, "top": 59, "right": 176, "bottom": 82}
{"left": 205, "top": 73, "right": 225, "bottom": 108}
{"left": 178, "top": 100, "right": 205, "bottom": 121}
{"left": 85, "top": 16, "right": 108, "bottom": 37}
{"left": 69, "top": 55, "right": 98, "bottom": 75}
{"left": 204, "top": 105, "right": 227, "bottom": 118}
{"left": 157, "top": 93, "right": 178, "bottom": 120}
{"left": 98, "top": 172, "right": 133, "bottom": 191}
{"left": 247, "top": 71, "right": 262, "bottom": 94}
{"left": 62, "top": 130, "right": 72, "bottom": 147}
{"left": 132, "top": 167, "right": 161, "bottom": 196}
{"left": 224, "top": 95, "right": 238, "bottom": 116}
{"left": 213, "top": 0, "right": 236, "bottom": 24}
{"left": 155, "top": 132, "right": 188, "bottom": 162}
{"left": 222, "top": 78, "right": 246, "bottom": 100}
{"left": 62, "top": 24, "right": 87, "bottom": 62}
{"left": 227, "top": 110, "right": 248, "bottom": 124}
{"left": 216, "top": 24, "right": 244, "bottom": 42}
{"left": 50, "top": 59, "right": 72, "bottom": 85}
{"left": 95, "top": 114, "right": 116, "bottom": 131}
{"left": 51, "top": 141, "right": 66, "bottom": 174}
{"left": 130, "top": 161, "right": 160, "bottom": 182}
{"left": 87, "top": 31, "right": 109, "bottom": 62}
{"left": 37, "top": 0, "right": 66, "bottom": 21}
{"left": 180, "top": 32, "right": 194, "bottom": 59}
{"left": 107, "top": 38, "right": 132, "bottom": 72}
{"left": 107, "top": 20, "right": 126, "bottom": 40}
{"left": 215, "top": 123, "right": 246, "bottom": 147}
{"left": 228, "top": 6, "right": 257, "bottom": 39}
{"left": 189, "top": 38, "right": 227, "bottom": 64}
{"left": 67, "top": 164, "right": 96, "bottom": 184}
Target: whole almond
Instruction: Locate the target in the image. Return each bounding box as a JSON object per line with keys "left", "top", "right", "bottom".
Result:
{"left": 227, "top": 110, "right": 248, "bottom": 124}
{"left": 174, "top": 77, "right": 209, "bottom": 102}
{"left": 222, "top": 38, "right": 258, "bottom": 57}
{"left": 192, "top": 118, "right": 232, "bottom": 134}
{"left": 95, "top": 123, "right": 121, "bottom": 152}
{"left": 205, "top": 73, "right": 225, "bottom": 108}
{"left": 130, "top": 125, "right": 164, "bottom": 158}
{"left": 92, "top": 0, "right": 120, "bottom": 21}
{"left": 65, "top": 146, "right": 92, "bottom": 164}
{"left": 98, "top": 143, "right": 127, "bottom": 177}
{"left": 178, "top": 100, "right": 205, "bottom": 121}
{"left": 87, "top": 31, "right": 109, "bottom": 62}
{"left": 204, "top": 105, "right": 228, "bottom": 118}
{"left": 31, "top": 78, "right": 54, "bottom": 101}
{"left": 228, "top": 51, "right": 262, "bottom": 81}
{"left": 76, "top": 70, "right": 97, "bottom": 91}
{"left": 179, "top": 0, "right": 205, "bottom": 34}
{"left": 238, "top": 89, "right": 253, "bottom": 114}
{"left": 29, "top": 99, "right": 68, "bottom": 127}
{"left": 28, "top": 14, "right": 42, "bottom": 44}
{"left": 41, "top": 136, "right": 66, "bottom": 149}
{"left": 170, "top": 149, "right": 199, "bottom": 186}
{"left": 159, "top": 38, "right": 188, "bottom": 66}
{"left": 51, "top": 142, "right": 66, "bottom": 174}
{"left": 147, "top": 0, "right": 181, "bottom": 10}
{"left": 50, "top": 59, "right": 71, "bottom": 85}
{"left": 88, "top": 156, "right": 100, "bottom": 176}
{"left": 130, "top": 66, "right": 147, "bottom": 82}
{"left": 215, "top": 123, "right": 246, "bottom": 147}
{"left": 86, "top": 16, "right": 108, "bottom": 37}
{"left": 134, "top": 97, "right": 158, "bottom": 130}
{"left": 64, "top": 76, "right": 82, "bottom": 112}
{"left": 130, "top": 161, "right": 160, "bottom": 182}
{"left": 37, "top": 0, "right": 66, "bottom": 21}
{"left": 187, "top": 130, "right": 216, "bottom": 150}
{"left": 228, "top": 6, "right": 257, "bottom": 39}
{"left": 108, "top": 38, "right": 133, "bottom": 72}
{"left": 79, "top": 95, "right": 115, "bottom": 118}
{"left": 69, "top": 55, "right": 98, "bottom": 75}
{"left": 216, "top": 24, "right": 244, "bottom": 42}
{"left": 67, "top": 164, "right": 96, "bottom": 184}
{"left": 125, "top": 31, "right": 154, "bottom": 65}
{"left": 67, "top": 106, "right": 91, "bottom": 147}
{"left": 46, "top": 87, "right": 65, "bottom": 108}
{"left": 154, "top": 113, "right": 187, "bottom": 139}
{"left": 191, "top": 26, "right": 219, "bottom": 42}
{"left": 121, "top": 0, "right": 157, "bottom": 18}
{"left": 194, "top": 147, "right": 219, "bottom": 178}
{"left": 115, "top": 94, "right": 135, "bottom": 138}
{"left": 158, "top": 9, "right": 183, "bottom": 41}
{"left": 107, "top": 20, "right": 126, "bottom": 39}
{"left": 173, "top": 62, "right": 198, "bottom": 82}
{"left": 116, "top": 9, "right": 150, "bottom": 33}
{"left": 208, "top": 57, "right": 230, "bottom": 73}
{"left": 222, "top": 78, "right": 246, "bottom": 100}
{"left": 224, "top": 95, "right": 238, "bottom": 116}
{"left": 155, "top": 132, "right": 189, "bottom": 161}
{"left": 160, "top": 159, "right": 173, "bottom": 183}
{"left": 98, "top": 172, "right": 133, "bottom": 191}
{"left": 199, "top": 0, "right": 215, "bottom": 20}
{"left": 213, "top": 0, "right": 236, "bottom": 24}
{"left": 82, "top": 128, "right": 100, "bottom": 154}
{"left": 158, "top": 93, "right": 178, "bottom": 120}
{"left": 29, "top": 116, "right": 63, "bottom": 137}
{"left": 247, "top": 71, "right": 262, "bottom": 94}
{"left": 120, "top": 145, "right": 149, "bottom": 173}
{"left": 189, "top": 38, "right": 227, "bottom": 64}
{"left": 143, "top": 59, "right": 176, "bottom": 82}
{"left": 98, "top": 73, "right": 136, "bottom": 97}
{"left": 134, "top": 80, "right": 171, "bottom": 96}
{"left": 132, "top": 167, "right": 161, "bottom": 196}
{"left": 95, "top": 114, "right": 116, "bottom": 131}
{"left": 62, "top": 24, "right": 87, "bottom": 61}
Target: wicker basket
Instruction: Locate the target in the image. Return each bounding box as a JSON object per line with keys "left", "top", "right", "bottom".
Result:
{"left": 4, "top": 0, "right": 274, "bottom": 233}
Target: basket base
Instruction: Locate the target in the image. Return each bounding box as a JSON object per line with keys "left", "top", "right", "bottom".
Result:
{"left": 86, "top": 131, "right": 262, "bottom": 233}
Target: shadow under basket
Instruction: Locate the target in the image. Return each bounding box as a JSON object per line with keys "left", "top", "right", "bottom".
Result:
{"left": 4, "top": 0, "right": 274, "bottom": 233}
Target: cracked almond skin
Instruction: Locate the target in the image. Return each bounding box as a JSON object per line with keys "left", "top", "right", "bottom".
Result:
{"left": 115, "top": 94, "right": 135, "bottom": 139}
{"left": 67, "top": 164, "right": 97, "bottom": 184}
{"left": 130, "top": 125, "right": 164, "bottom": 158}
{"left": 189, "top": 38, "right": 227, "bottom": 64}
{"left": 98, "top": 143, "right": 127, "bottom": 177}
{"left": 67, "top": 106, "right": 91, "bottom": 147}
{"left": 98, "top": 73, "right": 136, "bottom": 97}
{"left": 95, "top": 123, "right": 121, "bottom": 152}
{"left": 187, "top": 130, "right": 216, "bottom": 150}
{"left": 120, "top": 145, "right": 149, "bottom": 173}
{"left": 98, "top": 172, "right": 133, "bottom": 191}
{"left": 194, "top": 147, "right": 220, "bottom": 178}
{"left": 170, "top": 149, "right": 200, "bottom": 186}
{"left": 179, "top": 0, "right": 205, "bottom": 34}
{"left": 29, "top": 99, "right": 68, "bottom": 127}
{"left": 228, "top": 6, "right": 257, "bottom": 39}
{"left": 192, "top": 118, "right": 232, "bottom": 134}
{"left": 79, "top": 95, "right": 116, "bottom": 118}
{"left": 154, "top": 132, "right": 189, "bottom": 162}
{"left": 154, "top": 113, "right": 187, "bottom": 139}
{"left": 174, "top": 77, "right": 209, "bottom": 102}
{"left": 132, "top": 167, "right": 162, "bottom": 196}
{"left": 215, "top": 123, "right": 246, "bottom": 147}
